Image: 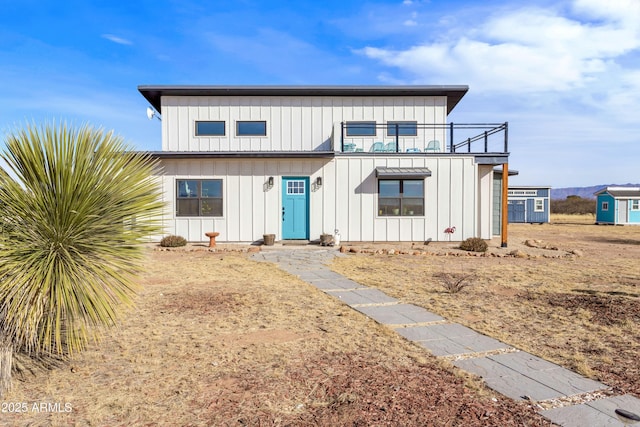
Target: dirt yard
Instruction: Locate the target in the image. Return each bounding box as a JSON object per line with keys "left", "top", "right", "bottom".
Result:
{"left": 334, "top": 216, "right": 640, "bottom": 399}
{"left": 2, "top": 217, "right": 637, "bottom": 426}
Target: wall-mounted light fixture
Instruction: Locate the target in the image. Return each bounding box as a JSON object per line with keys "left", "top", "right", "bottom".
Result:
{"left": 268, "top": 176, "right": 274, "bottom": 187}
{"left": 316, "top": 177, "right": 322, "bottom": 187}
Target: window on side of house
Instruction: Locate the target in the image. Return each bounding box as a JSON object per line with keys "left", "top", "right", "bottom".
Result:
{"left": 195, "top": 121, "right": 225, "bottom": 136}
{"left": 346, "top": 121, "right": 377, "bottom": 136}
{"left": 378, "top": 179, "right": 424, "bottom": 216}
{"left": 631, "top": 200, "right": 640, "bottom": 210}
{"left": 387, "top": 121, "right": 418, "bottom": 136}
{"left": 236, "top": 121, "right": 267, "bottom": 136}
{"left": 601, "top": 201, "right": 609, "bottom": 211}
{"left": 176, "top": 179, "right": 223, "bottom": 217}
{"left": 534, "top": 198, "right": 544, "bottom": 212}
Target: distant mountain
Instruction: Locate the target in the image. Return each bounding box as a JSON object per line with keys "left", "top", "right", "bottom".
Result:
{"left": 551, "top": 184, "right": 640, "bottom": 200}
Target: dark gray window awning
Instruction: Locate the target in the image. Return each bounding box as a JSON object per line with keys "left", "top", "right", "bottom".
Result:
{"left": 375, "top": 167, "right": 432, "bottom": 179}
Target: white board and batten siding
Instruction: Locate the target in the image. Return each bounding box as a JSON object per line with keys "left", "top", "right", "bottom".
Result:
{"left": 160, "top": 95, "right": 447, "bottom": 152}
{"left": 155, "top": 155, "right": 492, "bottom": 243}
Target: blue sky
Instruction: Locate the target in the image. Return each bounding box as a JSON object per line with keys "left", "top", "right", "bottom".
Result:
{"left": 1, "top": 0, "right": 639, "bottom": 188}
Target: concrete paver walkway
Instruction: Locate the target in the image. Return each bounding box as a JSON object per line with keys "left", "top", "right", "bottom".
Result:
{"left": 252, "top": 247, "right": 640, "bottom": 426}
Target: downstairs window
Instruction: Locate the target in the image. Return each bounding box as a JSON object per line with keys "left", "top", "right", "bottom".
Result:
{"left": 378, "top": 179, "right": 424, "bottom": 216}
{"left": 176, "top": 179, "right": 223, "bottom": 217}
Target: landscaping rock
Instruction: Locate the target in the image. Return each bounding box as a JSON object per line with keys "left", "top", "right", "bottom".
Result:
{"left": 509, "top": 250, "right": 528, "bottom": 258}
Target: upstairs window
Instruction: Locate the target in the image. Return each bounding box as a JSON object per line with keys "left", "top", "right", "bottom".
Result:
{"left": 195, "top": 121, "right": 225, "bottom": 136}
{"left": 176, "top": 179, "right": 223, "bottom": 217}
{"left": 346, "top": 121, "right": 377, "bottom": 136}
{"left": 236, "top": 121, "right": 267, "bottom": 136}
{"left": 387, "top": 121, "right": 417, "bottom": 136}
{"left": 378, "top": 179, "right": 424, "bottom": 216}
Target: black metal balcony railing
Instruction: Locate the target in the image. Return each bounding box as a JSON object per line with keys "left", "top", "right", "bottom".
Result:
{"left": 339, "top": 122, "right": 508, "bottom": 154}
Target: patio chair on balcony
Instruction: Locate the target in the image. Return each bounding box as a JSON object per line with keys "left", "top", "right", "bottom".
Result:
{"left": 369, "top": 142, "right": 385, "bottom": 152}
{"left": 406, "top": 147, "right": 421, "bottom": 153}
{"left": 425, "top": 140, "right": 441, "bottom": 152}
{"left": 343, "top": 142, "right": 356, "bottom": 152}
{"left": 383, "top": 141, "right": 397, "bottom": 152}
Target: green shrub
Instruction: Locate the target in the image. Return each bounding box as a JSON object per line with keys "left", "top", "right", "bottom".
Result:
{"left": 160, "top": 235, "right": 187, "bottom": 247}
{"left": 459, "top": 237, "right": 488, "bottom": 252}
{"left": 551, "top": 196, "right": 596, "bottom": 214}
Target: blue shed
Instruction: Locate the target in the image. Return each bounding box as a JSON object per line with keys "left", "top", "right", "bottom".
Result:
{"left": 507, "top": 186, "right": 550, "bottom": 223}
{"left": 595, "top": 187, "right": 640, "bottom": 225}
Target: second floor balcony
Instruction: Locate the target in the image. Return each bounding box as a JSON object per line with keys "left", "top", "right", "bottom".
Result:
{"left": 337, "top": 122, "right": 508, "bottom": 155}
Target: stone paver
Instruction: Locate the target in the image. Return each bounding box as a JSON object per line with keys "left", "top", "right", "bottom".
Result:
{"left": 542, "top": 394, "right": 640, "bottom": 427}
{"left": 305, "top": 277, "right": 366, "bottom": 291}
{"left": 454, "top": 353, "right": 608, "bottom": 401}
{"left": 328, "top": 288, "right": 398, "bottom": 306}
{"left": 355, "top": 304, "right": 444, "bottom": 325}
{"left": 397, "top": 323, "right": 511, "bottom": 356}
{"left": 250, "top": 247, "right": 640, "bottom": 427}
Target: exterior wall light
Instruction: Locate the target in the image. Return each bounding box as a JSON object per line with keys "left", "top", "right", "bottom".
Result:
{"left": 268, "top": 176, "right": 274, "bottom": 187}
{"left": 316, "top": 177, "right": 322, "bottom": 187}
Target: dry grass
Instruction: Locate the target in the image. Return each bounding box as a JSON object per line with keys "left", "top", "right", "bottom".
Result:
{"left": 1, "top": 250, "right": 551, "bottom": 426}
{"left": 550, "top": 213, "right": 596, "bottom": 224}
{"left": 331, "top": 221, "right": 640, "bottom": 396}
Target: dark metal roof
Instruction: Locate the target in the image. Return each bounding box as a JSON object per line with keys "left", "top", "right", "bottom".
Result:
{"left": 147, "top": 151, "right": 335, "bottom": 159}
{"left": 138, "top": 85, "right": 469, "bottom": 114}
{"left": 375, "top": 167, "right": 432, "bottom": 179}
{"left": 595, "top": 187, "right": 640, "bottom": 198}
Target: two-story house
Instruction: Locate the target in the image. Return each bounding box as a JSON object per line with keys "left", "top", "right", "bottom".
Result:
{"left": 138, "top": 85, "right": 510, "bottom": 244}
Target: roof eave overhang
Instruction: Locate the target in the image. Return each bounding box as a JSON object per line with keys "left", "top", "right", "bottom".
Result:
{"left": 138, "top": 85, "right": 469, "bottom": 115}
{"left": 145, "top": 151, "right": 336, "bottom": 159}
{"left": 475, "top": 153, "right": 510, "bottom": 165}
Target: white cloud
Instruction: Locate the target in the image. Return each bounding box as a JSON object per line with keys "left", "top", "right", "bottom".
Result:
{"left": 572, "top": 0, "right": 640, "bottom": 24}
{"left": 102, "top": 34, "right": 133, "bottom": 46}
{"left": 359, "top": 1, "right": 640, "bottom": 95}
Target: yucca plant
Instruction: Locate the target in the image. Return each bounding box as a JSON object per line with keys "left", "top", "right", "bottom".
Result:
{"left": 0, "top": 122, "right": 163, "bottom": 396}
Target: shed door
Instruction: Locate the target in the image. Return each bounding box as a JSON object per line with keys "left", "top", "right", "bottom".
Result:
{"left": 282, "top": 177, "right": 309, "bottom": 239}
{"left": 618, "top": 200, "right": 628, "bottom": 223}
{"left": 508, "top": 200, "right": 526, "bottom": 223}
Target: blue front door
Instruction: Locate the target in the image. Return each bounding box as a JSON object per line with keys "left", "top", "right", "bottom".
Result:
{"left": 282, "top": 177, "right": 309, "bottom": 239}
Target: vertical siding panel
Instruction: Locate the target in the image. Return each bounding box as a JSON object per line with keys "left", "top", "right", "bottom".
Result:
{"left": 322, "top": 98, "right": 334, "bottom": 151}
{"left": 359, "top": 157, "right": 376, "bottom": 241}
{"left": 164, "top": 99, "right": 174, "bottom": 151}
{"left": 265, "top": 162, "right": 279, "bottom": 237}
{"left": 348, "top": 158, "right": 362, "bottom": 241}
{"left": 238, "top": 161, "right": 254, "bottom": 241}
{"left": 449, "top": 159, "right": 464, "bottom": 238}
{"left": 291, "top": 98, "right": 303, "bottom": 151}
{"left": 436, "top": 158, "right": 451, "bottom": 241}
{"left": 270, "top": 98, "right": 282, "bottom": 151}
{"left": 322, "top": 159, "right": 336, "bottom": 237}
{"left": 251, "top": 161, "right": 265, "bottom": 241}
{"left": 335, "top": 159, "right": 350, "bottom": 241}
{"left": 463, "top": 159, "right": 477, "bottom": 238}
{"left": 281, "top": 100, "right": 292, "bottom": 151}
{"left": 225, "top": 161, "right": 240, "bottom": 241}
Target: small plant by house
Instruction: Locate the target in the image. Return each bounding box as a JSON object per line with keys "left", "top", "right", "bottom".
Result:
{"left": 160, "top": 235, "right": 187, "bottom": 247}
{"left": 459, "top": 237, "right": 488, "bottom": 252}
{"left": 434, "top": 272, "right": 476, "bottom": 294}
